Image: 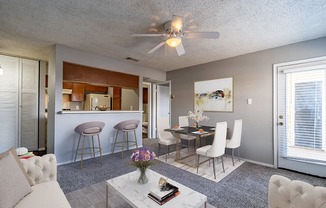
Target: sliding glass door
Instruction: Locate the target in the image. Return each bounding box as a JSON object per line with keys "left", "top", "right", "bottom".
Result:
{"left": 274, "top": 57, "right": 326, "bottom": 177}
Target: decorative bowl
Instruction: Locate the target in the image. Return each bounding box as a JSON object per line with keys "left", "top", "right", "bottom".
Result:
{"left": 96, "top": 105, "right": 109, "bottom": 111}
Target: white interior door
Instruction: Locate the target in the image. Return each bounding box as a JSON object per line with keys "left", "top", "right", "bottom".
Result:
{"left": 274, "top": 57, "right": 326, "bottom": 177}
{"left": 153, "top": 81, "right": 171, "bottom": 138}
{"left": 20, "top": 59, "right": 39, "bottom": 151}
{"left": 0, "top": 55, "right": 19, "bottom": 152}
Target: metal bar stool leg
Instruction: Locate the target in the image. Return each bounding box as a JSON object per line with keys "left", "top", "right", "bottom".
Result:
{"left": 126, "top": 131, "right": 129, "bottom": 150}
{"left": 92, "top": 136, "right": 96, "bottom": 158}
{"left": 80, "top": 135, "right": 86, "bottom": 168}
{"left": 121, "top": 131, "right": 125, "bottom": 158}
{"left": 112, "top": 129, "right": 119, "bottom": 153}
{"left": 74, "top": 134, "right": 82, "bottom": 162}
{"left": 98, "top": 134, "right": 103, "bottom": 162}
{"left": 134, "top": 130, "right": 138, "bottom": 149}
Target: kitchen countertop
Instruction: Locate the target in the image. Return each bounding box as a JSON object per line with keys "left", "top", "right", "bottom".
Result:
{"left": 58, "top": 110, "right": 143, "bottom": 114}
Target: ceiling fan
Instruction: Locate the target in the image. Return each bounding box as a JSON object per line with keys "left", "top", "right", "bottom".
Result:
{"left": 131, "top": 15, "right": 220, "bottom": 56}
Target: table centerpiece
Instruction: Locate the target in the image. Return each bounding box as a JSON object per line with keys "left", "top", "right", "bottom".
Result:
{"left": 130, "top": 147, "right": 156, "bottom": 184}
{"left": 187, "top": 110, "right": 209, "bottom": 129}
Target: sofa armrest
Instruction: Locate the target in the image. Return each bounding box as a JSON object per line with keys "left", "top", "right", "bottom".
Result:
{"left": 20, "top": 154, "right": 57, "bottom": 186}
{"left": 268, "top": 174, "right": 326, "bottom": 208}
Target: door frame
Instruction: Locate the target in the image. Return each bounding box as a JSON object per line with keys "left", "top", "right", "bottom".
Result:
{"left": 273, "top": 56, "right": 326, "bottom": 169}
{"left": 152, "top": 80, "right": 171, "bottom": 138}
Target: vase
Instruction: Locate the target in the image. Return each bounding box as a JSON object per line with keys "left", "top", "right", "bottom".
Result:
{"left": 137, "top": 168, "right": 148, "bottom": 184}
{"left": 196, "top": 122, "right": 199, "bottom": 130}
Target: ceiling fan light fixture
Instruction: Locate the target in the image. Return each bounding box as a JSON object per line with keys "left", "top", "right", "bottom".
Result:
{"left": 166, "top": 37, "right": 181, "bottom": 48}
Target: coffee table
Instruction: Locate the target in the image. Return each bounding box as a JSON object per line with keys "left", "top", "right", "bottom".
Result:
{"left": 106, "top": 169, "right": 207, "bottom": 208}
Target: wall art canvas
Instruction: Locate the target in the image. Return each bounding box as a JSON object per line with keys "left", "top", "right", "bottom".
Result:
{"left": 194, "top": 77, "right": 233, "bottom": 112}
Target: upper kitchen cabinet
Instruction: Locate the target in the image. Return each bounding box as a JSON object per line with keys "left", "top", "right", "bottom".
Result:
{"left": 0, "top": 55, "right": 39, "bottom": 152}
{"left": 71, "top": 83, "right": 84, "bottom": 101}
{"left": 62, "top": 62, "right": 139, "bottom": 89}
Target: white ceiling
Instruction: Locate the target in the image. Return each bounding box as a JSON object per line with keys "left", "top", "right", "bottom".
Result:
{"left": 1, "top": 0, "right": 326, "bottom": 72}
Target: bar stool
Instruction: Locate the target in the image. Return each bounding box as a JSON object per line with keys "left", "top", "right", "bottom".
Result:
{"left": 112, "top": 119, "right": 140, "bottom": 158}
{"left": 74, "top": 121, "right": 105, "bottom": 168}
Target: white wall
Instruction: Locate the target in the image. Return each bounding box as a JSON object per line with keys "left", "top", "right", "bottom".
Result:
{"left": 121, "top": 89, "right": 139, "bottom": 110}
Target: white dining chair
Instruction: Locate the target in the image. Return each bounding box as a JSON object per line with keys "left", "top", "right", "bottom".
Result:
{"left": 178, "top": 116, "right": 197, "bottom": 152}
{"left": 157, "top": 117, "right": 177, "bottom": 162}
{"left": 196, "top": 121, "right": 227, "bottom": 179}
{"left": 225, "top": 119, "right": 242, "bottom": 166}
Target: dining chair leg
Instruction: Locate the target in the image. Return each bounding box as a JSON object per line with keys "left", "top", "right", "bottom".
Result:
{"left": 157, "top": 143, "right": 161, "bottom": 158}
{"left": 231, "top": 149, "right": 235, "bottom": 166}
{"left": 196, "top": 154, "right": 200, "bottom": 174}
{"left": 237, "top": 148, "right": 241, "bottom": 162}
{"left": 212, "top": 157, "right": 216, "bottom": 179}
{"left": 165, "top": 145, "right": 168, "bottom": 162}
{"left": 221, "top": 156, "right": 225, "bottom": 173}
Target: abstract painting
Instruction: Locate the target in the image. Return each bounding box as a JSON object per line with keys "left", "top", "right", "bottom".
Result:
{"left": 194, "top": 77, "right": 233, "bottom": 112}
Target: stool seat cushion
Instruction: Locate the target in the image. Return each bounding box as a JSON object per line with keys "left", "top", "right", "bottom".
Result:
{"left": 74, "top": 121, "right": 105, "bottom": 135}
{"left": 114, "top": 120, "right": 140, "bottom": 131}
{"left": 83, "top": 127, "right": 101, "bottom": 135}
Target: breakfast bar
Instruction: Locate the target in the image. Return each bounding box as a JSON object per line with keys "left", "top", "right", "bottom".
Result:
{"left": 54, "top": 110, "right": 143, "bottom": 164}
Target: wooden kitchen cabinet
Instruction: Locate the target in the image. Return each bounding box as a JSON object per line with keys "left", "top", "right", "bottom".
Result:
{"left": 62, "top": 82, "right": 73, "bottom": 89}
{"left": 112, "top": 87, "right": 121, "bottom": 110}
{"left": 143, "top": 87, "right": 148, "bottom": 104}
{"left": 84, "top": 84, "right": 108, "bottom": 93}
{"left": 71, "top": 83, "right": 84, "bottom": 101}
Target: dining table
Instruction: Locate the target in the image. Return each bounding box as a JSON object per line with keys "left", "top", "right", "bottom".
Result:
{"left": 164, "top": 125, "right": 215, "bottom": 167}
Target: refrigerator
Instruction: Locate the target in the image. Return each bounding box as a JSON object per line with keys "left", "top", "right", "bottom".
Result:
{"left": 85, "top": 94, "right": 111, "bottom": 111}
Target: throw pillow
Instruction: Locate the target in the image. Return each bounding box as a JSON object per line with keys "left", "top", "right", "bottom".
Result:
{"left": 0, "top": 148, "right": 33, "bottom": 208}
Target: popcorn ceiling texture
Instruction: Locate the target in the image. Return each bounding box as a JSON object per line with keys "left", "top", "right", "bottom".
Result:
{"left": 0, "top": 0, "right": 326, "bottom": 71}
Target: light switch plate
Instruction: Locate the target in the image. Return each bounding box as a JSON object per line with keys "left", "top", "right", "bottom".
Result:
{"left": 247, "top": 98, "right": 252, "bottom": 104}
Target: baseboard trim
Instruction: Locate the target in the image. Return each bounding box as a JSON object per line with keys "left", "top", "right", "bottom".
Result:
{"left": 241, "top": 158, "right": 274, "bottom": 168}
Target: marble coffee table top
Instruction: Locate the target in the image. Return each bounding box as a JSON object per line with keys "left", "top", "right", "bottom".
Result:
{"left": 106, "top": 169, "right": 207, "bottom": 208}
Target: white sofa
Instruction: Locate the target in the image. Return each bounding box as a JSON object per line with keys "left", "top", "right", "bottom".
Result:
{"left": 268, "top": 174, "right": 326, "bottom": 208}
{"left": 15, "top": 154, "right": 71, "bottom": 208}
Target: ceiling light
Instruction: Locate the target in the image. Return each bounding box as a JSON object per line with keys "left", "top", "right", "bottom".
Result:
{"left": 166, "top": 37, "right": 181, "bottom": 48}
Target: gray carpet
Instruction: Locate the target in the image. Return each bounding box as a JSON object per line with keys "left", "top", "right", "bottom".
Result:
{"left": 58, "top": 138, "right": 326, "bottom": 208}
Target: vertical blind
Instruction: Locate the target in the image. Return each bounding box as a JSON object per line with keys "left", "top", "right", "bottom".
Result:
{"left": 282, "top": 68, "right": 326, "bottom": 164}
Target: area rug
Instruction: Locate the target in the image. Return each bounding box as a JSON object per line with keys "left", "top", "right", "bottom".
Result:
{"left": 58, "top": 139, "right": 326, "bottom": 208}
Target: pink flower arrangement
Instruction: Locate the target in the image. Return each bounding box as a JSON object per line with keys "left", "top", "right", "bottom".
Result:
{"left": 130, "top": 147, "right": 156, "bottom": 169}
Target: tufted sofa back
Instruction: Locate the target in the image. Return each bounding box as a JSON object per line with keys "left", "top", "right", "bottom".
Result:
{"left": 19, "top": 154, "right": 57, "bottom": 186}
{"left": 268, "top": 174, "right": 326, "bottom": 208}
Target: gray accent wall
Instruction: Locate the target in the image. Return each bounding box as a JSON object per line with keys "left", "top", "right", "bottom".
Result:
{"left": 167, "top": 37, "right": 326, "bottom": 165}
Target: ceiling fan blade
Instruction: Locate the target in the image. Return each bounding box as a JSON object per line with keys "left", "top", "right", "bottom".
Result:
{"left": 148, "top": 42, "right": 166, "bottom": 54}
{"left": 171, "top": 15, "right": 183, "bottom": 31}
{"left": 183, "top": 32, "right": 220, "bottom": 39}
{"left": 176, "top": 42, "right": 185, "bottom": 56}
{"left": 131, "top": 34, "right": 165, "bottom": 37}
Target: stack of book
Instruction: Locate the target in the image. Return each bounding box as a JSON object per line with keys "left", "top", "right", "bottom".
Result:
{"left": 148, "top": 183, "right": 180, "bottom": 205}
